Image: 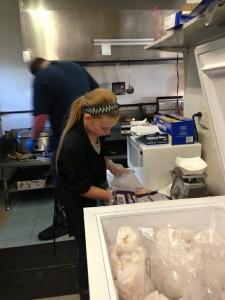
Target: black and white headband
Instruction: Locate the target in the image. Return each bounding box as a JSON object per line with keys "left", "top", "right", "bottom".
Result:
{"left": 82, "top": 103, "right": 120, "bottom": 115}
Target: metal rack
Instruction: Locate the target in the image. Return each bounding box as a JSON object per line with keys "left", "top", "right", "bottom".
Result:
{"left": 0, "top": 155, "right": 53, "bottom": 211}
{"left": 144, "top": 4, "right": 225, "bottom": 51}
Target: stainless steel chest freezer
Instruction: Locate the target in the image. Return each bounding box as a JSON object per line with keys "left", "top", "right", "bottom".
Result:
{"left": 84, "top": 196, "right": 225, "bottom": 300}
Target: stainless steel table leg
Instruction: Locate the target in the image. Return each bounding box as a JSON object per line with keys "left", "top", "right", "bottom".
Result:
{"left": 1, "top": 168, "right": 10, "bottom": 210}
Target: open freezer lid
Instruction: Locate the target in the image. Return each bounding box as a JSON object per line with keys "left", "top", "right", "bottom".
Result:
{"left": 195, "top": 36, "right": 225, "bottom": 181}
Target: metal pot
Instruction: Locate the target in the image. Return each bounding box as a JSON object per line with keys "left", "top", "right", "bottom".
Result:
{"left": 15, "top": 128, "right": 53, "bottom": 153}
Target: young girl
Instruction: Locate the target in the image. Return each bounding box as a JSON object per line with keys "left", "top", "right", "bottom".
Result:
{"left": 56, "top": 88, "right": 129, "bottom": 300}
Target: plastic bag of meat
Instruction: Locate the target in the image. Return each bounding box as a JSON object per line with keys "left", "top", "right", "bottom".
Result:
{"left": 110, "top": 171, "right": 142, "bottom": 191}
{"left": 109, "top": 226, "right": 155, "bottom": 300}
{"left": 141, "top": 223, "right": 225, "bottom": 299}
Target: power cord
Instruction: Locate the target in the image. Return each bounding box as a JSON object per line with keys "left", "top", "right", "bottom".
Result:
{"left": 192, "top": 112, "right": 202, "bottom": 142}
{"left": 192, "top": 112, "right": 202, "bottom": 118}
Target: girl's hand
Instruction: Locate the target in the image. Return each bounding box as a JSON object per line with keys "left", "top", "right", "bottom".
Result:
{"left": 107, "top": 160, "right": 130, "bottom": 177}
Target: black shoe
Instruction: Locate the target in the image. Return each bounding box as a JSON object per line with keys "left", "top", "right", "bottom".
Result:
{"left": 38, "top": 224, "right": 69, "bottom": 241}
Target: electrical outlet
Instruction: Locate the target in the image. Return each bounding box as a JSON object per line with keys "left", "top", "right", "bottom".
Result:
{"left": 22, "top": 51, "right": 31, "bottom": 62}
{"left": 198, "top": 108, "right": 209, "bottom": 129}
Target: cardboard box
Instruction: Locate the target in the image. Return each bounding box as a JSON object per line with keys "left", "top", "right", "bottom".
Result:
{"left": 17, "top": 179, "right": 46, "bottom": 190}
{"left": 152, "top": 9, "right": 177, "bottom": 41}
{"left": 181, "top": 3, "right": 199, "bottom": 14}
{"left": 164, "top": 11, "right": 194, "bottom": 31}
{"left": 153, "top": 114, "right": 195, "bottom": 145}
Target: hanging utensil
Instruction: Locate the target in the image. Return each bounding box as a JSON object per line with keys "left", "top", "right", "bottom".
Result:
{"left": 126, "top": 60, "right": 134, "bottom": 94}
{"left": 112, "top": 62, "right": 126, "bottom": 95}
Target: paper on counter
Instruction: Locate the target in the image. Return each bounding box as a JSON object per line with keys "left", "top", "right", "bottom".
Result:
{"left": 176, "top": 156, "right": 207, "bottom": 173}
{"left": 130, "top": 125, "right": 160, "bottom": 136}
{"left": 130, "top": 118, "right": 148, "bottom": 126}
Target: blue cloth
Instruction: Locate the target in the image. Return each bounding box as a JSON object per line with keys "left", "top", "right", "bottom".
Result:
{"left": 24, "top": 138, "right": 36, "bottom": 153}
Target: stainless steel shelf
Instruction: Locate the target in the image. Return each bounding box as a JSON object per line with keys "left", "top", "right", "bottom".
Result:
{"left": 6, "top": 174, "right": 54, "bottom": 194}
{"left": 144, "top": 4, "right": 225, "bottom": 51}
{"left": 0, "top": 156, "right": 53, "bottom": 210}
{"left": 0, "top": 156, "right": 51, "bottom": 168}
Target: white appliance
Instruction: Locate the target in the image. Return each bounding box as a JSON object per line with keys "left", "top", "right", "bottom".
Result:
{"left": 84, "top": 196, "right": 225, "bottom": 300}
{"left": 195, "top": 36, "right": 225, "bottom": 181}
{"left": 127, "top": 135, "right": 202, "bottom": 190}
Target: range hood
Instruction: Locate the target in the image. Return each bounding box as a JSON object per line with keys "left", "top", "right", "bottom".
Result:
{"left": 19, "top": 1, "right": 181, "bottom": 62}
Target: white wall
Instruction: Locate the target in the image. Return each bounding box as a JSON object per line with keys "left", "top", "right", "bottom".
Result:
{"left": 87, "top": 63, "right": 184, "bottom": 105}
{"left": 0, "top": 62, "right": 184, "bottom": 133}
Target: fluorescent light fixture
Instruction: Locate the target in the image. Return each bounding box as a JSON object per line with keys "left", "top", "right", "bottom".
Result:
{"left": 93, "top": 38, "right": 154, "bottom": 46}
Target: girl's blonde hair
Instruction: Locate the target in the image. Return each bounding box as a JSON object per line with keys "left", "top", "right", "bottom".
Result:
{"left": 56, "top": 88, "right": 120, "bottom": 164}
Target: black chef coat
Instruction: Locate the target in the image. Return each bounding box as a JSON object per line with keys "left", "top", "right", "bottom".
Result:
{"left": 57, "top": 118, "right": 107, "bottom": 237}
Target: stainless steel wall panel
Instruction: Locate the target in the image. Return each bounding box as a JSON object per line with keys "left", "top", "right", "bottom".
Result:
{"left": 21, "top": 0, "right": 186, "bottom": 11}
{"left": 19, "top": 5, "right": 180, "bottom": 61}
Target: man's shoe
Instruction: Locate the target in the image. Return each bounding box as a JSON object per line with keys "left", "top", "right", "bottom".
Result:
{"left": 38, "top": 224, "right": 69, "bottom": 241}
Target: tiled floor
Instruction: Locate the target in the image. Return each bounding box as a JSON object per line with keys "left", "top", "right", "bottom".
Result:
{"left": 0, "top": 187, "right": 66, "bottom": 248}
{"left": 0, "top": 185, "right": 80, "bottom": 300}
